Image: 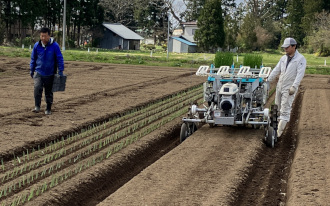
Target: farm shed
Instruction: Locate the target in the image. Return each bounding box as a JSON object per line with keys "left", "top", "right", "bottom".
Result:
{"left": 168, "top": 36, "right": 197, "bottom": 53}
{"left": 100, "top": 23, "right": 144, "bottom": 50}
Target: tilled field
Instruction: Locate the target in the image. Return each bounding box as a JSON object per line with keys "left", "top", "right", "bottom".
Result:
{"left": 0, "top": 56, "right": 329, "bottom": 206}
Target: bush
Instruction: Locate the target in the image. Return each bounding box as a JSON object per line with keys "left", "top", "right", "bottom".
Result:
{"left": 67, "top": 39, "right": 75, "bottom": 48}
{"left": 53, "top": 31, "right": 62, "bottom": 43}
{"left": 162, "top": 43, "right": 167, "bottom": 51}
{"left": 22, "top": 37, "right": 33, "bottom": 47}
{"left": 85, "top": 42, "right": 92, "bottom": 48}
{"left": 141, "top": 43, "right": 156, "bottom": 50}
{"left": 92, "top": 38, "right": 101, "bottom": 47}
{"left": 14, "top": 37, "right": 33, "bottom": 47}
{"left": 214, "top": 52, "right": 233, "bottom": 67}
{"left": 317, "top": 44, "right": 330, "bottom": 57}
{"left": 243, "top": 53, "right": 263, "bottom": 68}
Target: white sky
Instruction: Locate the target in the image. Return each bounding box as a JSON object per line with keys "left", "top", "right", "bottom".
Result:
{"left": 171, "top": 0, "right": 245, "bottom": 28}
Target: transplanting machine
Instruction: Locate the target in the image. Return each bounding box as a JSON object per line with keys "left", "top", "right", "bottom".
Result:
{"left": 180, "top": 65, "right": 279, "bottom": 147}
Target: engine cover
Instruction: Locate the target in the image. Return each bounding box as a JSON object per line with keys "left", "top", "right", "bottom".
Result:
{"left": 219, "top": 83, "right": 238, "bottom": 95}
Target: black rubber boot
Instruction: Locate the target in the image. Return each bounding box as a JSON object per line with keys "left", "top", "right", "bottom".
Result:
{"left": 47, "top": 104, "right": 52, "bottom": 110}
{"left": 45, "top": 104, "right": 52, "bottom": 115}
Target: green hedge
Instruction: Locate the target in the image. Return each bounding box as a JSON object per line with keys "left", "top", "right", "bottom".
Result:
{"left": 214, "top": 52, "right": 233, "bottom": 67}
{"left": 243, "top": 54, "right": 263, "bottom": 68}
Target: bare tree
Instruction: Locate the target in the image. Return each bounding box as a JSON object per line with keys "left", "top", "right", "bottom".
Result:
{"left": 164, "top": 0, "right": 186, "bottom": 27}
{"left": 99, "top": 0, "right": 135, "bottom": 25}
{"left": 255, "top": 25, "right": 273, "bottom": 50}
{"left": 307, "top": 11, "right": 330, "bottom": 55}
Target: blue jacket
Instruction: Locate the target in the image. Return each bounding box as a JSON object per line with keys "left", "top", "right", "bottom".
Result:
{"left": 30, "top": 38, "right": 64, "bottom": 76}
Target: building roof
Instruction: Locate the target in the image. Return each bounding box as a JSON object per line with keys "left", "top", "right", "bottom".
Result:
{"left": 181, "top": 21, "right": 197, "bottom": 26}
{"left": 103, "top": 23, "right": 144, "bottom": 40}
{"left": 171, "top": 37, "right": 197, "bottom": 46}
{"left": 181, "top": 35, "right": 196, "bottom": 43}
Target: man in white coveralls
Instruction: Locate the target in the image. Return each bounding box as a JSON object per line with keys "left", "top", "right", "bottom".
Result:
{"left": 267, "top": 37, "right": 306, "bottom": 138}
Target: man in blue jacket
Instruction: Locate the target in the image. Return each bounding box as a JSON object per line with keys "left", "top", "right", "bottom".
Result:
{"left": 30, "top": 27, "right": 64, "bottom": 115}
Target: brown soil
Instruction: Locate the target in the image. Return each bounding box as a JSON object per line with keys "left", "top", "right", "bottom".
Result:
{"left": 97, "top": 76, "right": 330, "bottom": 206}
{"left": 0, "top": 57, "right": 201, "bottom": 158}
{"left": 0, "top": 56, "right": 329, "bottom": 206}
{"left": 286, "top": 75, "right": 330, "bottom": 206}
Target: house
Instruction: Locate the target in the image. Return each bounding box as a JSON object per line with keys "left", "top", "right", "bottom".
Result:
{"left": 169, "top": 21, "right": 198, "bottom": 53}
{"left": 172, "top": 29, "right": 183, "bottom": 36}
{"left": 180, "top": 21, "right": 198, "bottom": 44}
{"left": 100, "top": 23, "right": 144, "bottom": 50}
{"left": 168, "top": 37, "right": 197, "bottom": 53}
{"left": 141, "top": 37, "right": 155, "bottom": 45}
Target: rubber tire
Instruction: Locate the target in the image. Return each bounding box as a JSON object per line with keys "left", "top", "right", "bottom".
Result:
{"left": 190, "top": 123, "right": 197, "bottom": 133}
{"left": 274, "top": 128, "right": 278, "bottom": 143}
{"left": 266, "top": 126, "right": 275, "bottom": 148}
{"left": 180, "top": 123, "right": 188, "bottom": 143}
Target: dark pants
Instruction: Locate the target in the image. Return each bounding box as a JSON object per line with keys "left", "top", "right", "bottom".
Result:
{"left": 34, "top": 73, "right": 54, "bottom": 110}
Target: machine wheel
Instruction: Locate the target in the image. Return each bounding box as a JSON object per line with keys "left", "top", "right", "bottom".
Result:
{"left": 265, "top": 126, "right": 275, "bottom": 148}
{"left": 180, "top": 123, "right": 188, "bottom": 142}
{"left": 270, "top": 105, "right": 279, "bottom": 130}
{"left": 270, "top": 105, "right": 278, "bottom": 143}
{"left": 180, "top": 123, "right": 197, "bottom": 143}
{"left": 190, "top": 123, "right": 197, "bottom": 133}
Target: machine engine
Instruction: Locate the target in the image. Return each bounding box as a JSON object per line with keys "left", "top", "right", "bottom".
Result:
{"left": 181, "top": 65, "right": 279, "bottom": 148}
{"left": 219, "top": 83, "right": 238, "bottom": 110}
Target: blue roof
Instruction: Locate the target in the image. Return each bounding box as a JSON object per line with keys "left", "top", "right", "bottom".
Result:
{"left": 171, "top": 37, "right": 197, "bottom": 46}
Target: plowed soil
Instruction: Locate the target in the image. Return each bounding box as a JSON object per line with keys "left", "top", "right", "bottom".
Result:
{"left": 0, "top": 56, "right": 329, "bottom": 206}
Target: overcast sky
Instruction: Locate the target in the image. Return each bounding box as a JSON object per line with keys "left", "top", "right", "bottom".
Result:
{"left": 171, "top": 0, "right": 245, "bottom": 28}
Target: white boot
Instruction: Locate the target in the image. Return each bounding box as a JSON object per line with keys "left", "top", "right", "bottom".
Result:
{"left": 277, "top": 120, "right": 288, "bottom": 138}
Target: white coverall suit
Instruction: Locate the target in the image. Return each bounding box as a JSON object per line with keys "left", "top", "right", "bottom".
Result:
{"left": 268, "top": 50, "right": 306, "bottom": 125}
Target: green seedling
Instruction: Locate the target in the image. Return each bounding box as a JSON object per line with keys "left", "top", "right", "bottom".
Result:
{"left": 27, "top": 188, "right": 34, "bottom": 201}
{"left": 41, "top": 182, "right": 48, "bottom": 193}
{"left": 3, "top": 186, "right": 7, "bottom": 196}
{"left": 26, "top": 149, "right": 29, "bottom": 161}
{"left": 41, "top": 168, "right": 46, "bottom": 177}
{"left": 16, "top": 195, "right": 22, "bottom": 205}
{"left": 1, "top": 158, "right": 4, "bottom": 171}
{"left": 8, "top": 184, "right": 12, "bottom": 193}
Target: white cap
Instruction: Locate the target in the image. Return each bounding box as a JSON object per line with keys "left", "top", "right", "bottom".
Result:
{"left": 281, "top": 37, "right": 297, "bottom": 48}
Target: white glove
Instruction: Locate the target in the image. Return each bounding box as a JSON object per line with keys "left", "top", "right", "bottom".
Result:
{"left": 289, "top": 86, "right": 296, "bottom": 95}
